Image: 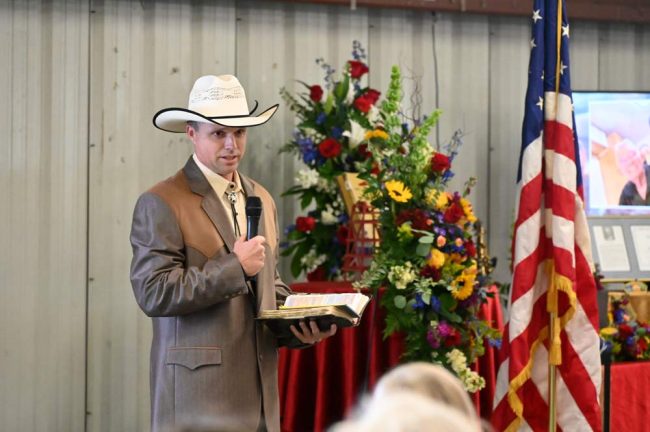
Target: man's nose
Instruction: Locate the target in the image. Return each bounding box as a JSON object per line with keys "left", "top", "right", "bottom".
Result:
{"left": 224, "top": 133, "right": 235, "bottom": 150}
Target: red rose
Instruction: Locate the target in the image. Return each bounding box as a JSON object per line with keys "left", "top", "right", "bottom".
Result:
{"left": 618, "top": 324, "right": 634, "bottom": 339}
{"left": 370, "top": 162, "right": 381, "bottom": 175}
{"left": 420, "top": 265, "right": 441, "bottom": 281}
{"left": 353, "top": 96, "right": 372, "bottom": 113}
{"left": 296, "top": 216, "right": 316, "bottom": 233}
{"left": 364, "top": 89, "right": 381, "bottom": 104}
{"left": 431, "top": 152, "right": 451, "bottom": 173}
{"left": 464, "top": 240, "right": 477, "bottom": 258}
{"left": 348, "top": 60, "right": 369, "bottom": 79}
{"left": 443, "top": 202, "right": 465, "bottom": 224}
{"left": 396, "top": 209, "right": 430, "bottom": 231}
{"left": 357, "top": 144, "right": 372, "bottom": 159}
{"left": 309, "top": 85, "right": 323, "bottom": 102}
{"left": 307, "top": 265, "right": 327, "bottom": 281}
{"left": 444, "top": 328, "right": 462, "bottom": 347}
{"left": 318, "top": 137, "right": 342, "bottom": 158}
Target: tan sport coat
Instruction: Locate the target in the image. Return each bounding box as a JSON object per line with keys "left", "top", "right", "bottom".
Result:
{"left": 130, "top": 157, "right": 292, "bottom": 432}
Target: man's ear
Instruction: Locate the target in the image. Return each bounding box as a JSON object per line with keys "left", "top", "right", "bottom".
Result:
{"left": 186, "top": 124, "right": 195, "bottom": 140}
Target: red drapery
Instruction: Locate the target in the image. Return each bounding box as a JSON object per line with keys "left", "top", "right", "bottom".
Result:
{"left": 609, "top": 360, "right": 650, "bottom": 432}
{"left": 278, "top": 282, "right": 504, "bottom": 432}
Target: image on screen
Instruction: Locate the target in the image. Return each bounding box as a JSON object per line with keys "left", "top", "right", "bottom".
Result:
{"left": 573, "top": 91, "right": 650, "bottom": 216}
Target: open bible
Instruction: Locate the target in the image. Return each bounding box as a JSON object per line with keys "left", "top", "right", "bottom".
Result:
{"left": 258, "top": 293, "right": 371, "bottom": 346}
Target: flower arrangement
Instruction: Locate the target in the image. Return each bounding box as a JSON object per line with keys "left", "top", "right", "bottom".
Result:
{"left": 280, "top": 42, "right": 383, "bottom": 280}
{"left": 354, "top": 66, "right": 501, "bottom": 392}
{"left": 600, "top": 292, "right": 650, "bottom": 361}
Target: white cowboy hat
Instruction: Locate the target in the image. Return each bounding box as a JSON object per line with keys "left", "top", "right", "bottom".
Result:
{"left": 152, "top": 74, "right": 279, "bottom": 133}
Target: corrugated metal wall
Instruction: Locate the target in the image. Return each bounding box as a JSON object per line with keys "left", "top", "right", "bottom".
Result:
{"left": 0, "top": 0, "right": 89, "bottom": 431}
{"left": 1, "top": 0, "right": 649, "bottom": 430}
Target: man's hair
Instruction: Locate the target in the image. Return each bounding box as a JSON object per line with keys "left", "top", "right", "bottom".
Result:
{"left": 187, "top": 120, "right": 202, "bottom": 131}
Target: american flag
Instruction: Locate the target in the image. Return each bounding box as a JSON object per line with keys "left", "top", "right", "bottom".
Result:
{"left": 491, "top": 1, "right": 602, "bottom": 431}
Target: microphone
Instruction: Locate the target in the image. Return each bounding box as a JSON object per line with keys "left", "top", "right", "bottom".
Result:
{"left": 246, "top": 196, "right": 262, "bottom": 240}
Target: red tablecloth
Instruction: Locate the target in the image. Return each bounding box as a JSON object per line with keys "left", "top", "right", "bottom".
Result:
{"left": 609, "top": 361, "right": 650, "bottom": 432}
{"left": 278, "top": 282, "right": 504, "bottom": 432}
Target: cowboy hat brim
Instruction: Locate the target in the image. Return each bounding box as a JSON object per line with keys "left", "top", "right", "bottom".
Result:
{"left": 152, "top": 104, "right": 279, "bottom": 133}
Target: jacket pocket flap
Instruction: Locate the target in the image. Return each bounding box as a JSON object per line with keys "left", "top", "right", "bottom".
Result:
{"left": 166, "top": 347, "right": 222, "bottom": 370}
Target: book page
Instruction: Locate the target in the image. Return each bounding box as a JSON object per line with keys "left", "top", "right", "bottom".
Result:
{"left": 283, "top": 293, "right": 369, "bottom": 316}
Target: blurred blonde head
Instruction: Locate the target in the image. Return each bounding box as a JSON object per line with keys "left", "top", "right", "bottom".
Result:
{"left": 330, "top": 391, "right": 480, "bottom": 432}
{"left": 372, "top": 362, "right": 477, "bottom": 420}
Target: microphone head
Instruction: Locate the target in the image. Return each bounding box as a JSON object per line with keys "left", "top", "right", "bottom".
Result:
{"left": 246, "top": 196, "right": 263, "bottom": 218}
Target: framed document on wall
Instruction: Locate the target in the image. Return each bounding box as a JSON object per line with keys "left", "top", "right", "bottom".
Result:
{"left": 588, "top": 217, "right": 650, "bottom": 281}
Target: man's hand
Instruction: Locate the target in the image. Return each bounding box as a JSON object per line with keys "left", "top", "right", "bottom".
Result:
{"left": 233, "top": 235, "right": 266, "bottom": 276}
{"left": 289, "top": 320, "right": 337, "bottom": 345}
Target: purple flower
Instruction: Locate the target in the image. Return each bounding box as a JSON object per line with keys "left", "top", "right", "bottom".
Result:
{"left": 442, "top": 170, "right": 455, "bottom": 182}
{"left": 316, "top": 112, "right": 327, "bottom": 125}
{"left": 426, "top": 328, "right": 441, "bottom": 349}
{"left": 331, "top": 126, "right": 343, "bottom": 139}
{"left": 437, "top": 321, "right": 452, "bottom": 337}
{"left": 488, "top": 338, "right": 502, "bottom": 349}
{"left": 302, "top": 148, "right": 319, "bottom": 165}
{"left": 412, "top": 293, "right": 426, "bottom": 311}
{"left": 613, "top": 309, "right": 626, "bottom": 324}
{"left": 430, "top": 296, "right": 441, "bottom": 312}
{"left": 284, "top": 224, "right": 296, "bottom": 235}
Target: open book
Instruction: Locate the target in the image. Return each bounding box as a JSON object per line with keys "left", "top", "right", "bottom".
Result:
{"left": 258, "top": 293, "right": 371, "bottom": 346}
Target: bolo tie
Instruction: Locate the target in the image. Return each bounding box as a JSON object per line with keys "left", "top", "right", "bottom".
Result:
{"left": 226, "top": 182, "right": 241, "bottom": 237}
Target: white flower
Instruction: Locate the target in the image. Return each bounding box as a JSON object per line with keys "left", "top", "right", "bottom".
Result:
{"left": 316, "top": 177, "right": 332, "bottom": 193}
{"left": 367, "top": 105, "right": 381, "bottom": 125}
{"left": 343, "top": 120, "right": 367, "bottom": 149}
{"left": 445, "top": 349, "right": 468, "bottom": 374}
{"left": 388, "top": 262, "right": 417, "bottom": 290}
{"left": 300, "top": 250, "right": 327, "bottom": 272}
{"left": 302, "top": 127, "right": 320, "bottom": 139}
{"left": 295, "top": 168, "right": 320, "bottom": 189}
{"left": 320, "top": 204, "right": 339, "bottom": 225}
{"left": 459, "top": 369, "right": 486, "bottom": 393}
{"left": 345, "top": 83, "right": 356, "bottom": 104}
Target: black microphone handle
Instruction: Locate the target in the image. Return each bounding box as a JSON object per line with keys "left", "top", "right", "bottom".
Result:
{"left": 247, "top": 216, "right": 260, "bottom": 240}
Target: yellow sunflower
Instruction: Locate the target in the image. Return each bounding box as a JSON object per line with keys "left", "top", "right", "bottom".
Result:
{"left": 385, "top": 180, "right": 412, "bottom": 203}
{"left": 451, "top": 273, "right": 475, "bottom": 300}
{"left": 460, "top": 198, "right": 477, "bottom": 223}
{"left": 426, "top": 189, "right": 450, "bottom": 210}
{"left": 600, "top": 327, "right": 618, "bottom": 337}
{"left": 364, "top": 129, "right": 390, "bottom": 141}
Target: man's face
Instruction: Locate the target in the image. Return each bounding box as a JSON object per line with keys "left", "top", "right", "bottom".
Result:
{"left": 187, "top": 122, "right": 247, "bottom": 180}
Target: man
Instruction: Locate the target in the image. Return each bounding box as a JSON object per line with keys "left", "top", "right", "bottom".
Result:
{"left": 130, "top": 75, "right": 336, "bottom": 432}
{"left": 615, "top": 139, "right": 650, "bottom": 205}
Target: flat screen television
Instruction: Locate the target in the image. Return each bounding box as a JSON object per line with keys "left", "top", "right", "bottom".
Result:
{"left": 573, "top": 91, "right": 650, "bottom": 216}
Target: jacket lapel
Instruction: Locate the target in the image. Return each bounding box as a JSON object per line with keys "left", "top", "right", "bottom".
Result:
{"left": 183, "top": 157, "right": 237, "bottom": 252}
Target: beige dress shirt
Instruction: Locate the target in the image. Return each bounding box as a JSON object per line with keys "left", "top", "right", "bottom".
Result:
{"left": 193, "top": 153, "right": 247, "bottom": 238}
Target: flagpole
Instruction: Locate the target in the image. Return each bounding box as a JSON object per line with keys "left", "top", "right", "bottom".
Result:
{"left": 548, "top": 312, "right": 557, "bottom": 432}
{"left": 547, "top": 1, "right": 564, "bottom": 431}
